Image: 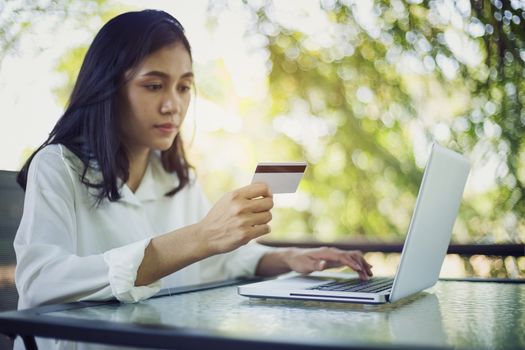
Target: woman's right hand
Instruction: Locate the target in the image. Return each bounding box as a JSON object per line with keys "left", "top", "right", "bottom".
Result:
{"left": 197, "top": 182, "right": 274, "bottom": 255}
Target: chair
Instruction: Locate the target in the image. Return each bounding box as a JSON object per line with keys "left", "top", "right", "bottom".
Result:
{"left": 0, "top": 170, "right": 24, "bottom": 349}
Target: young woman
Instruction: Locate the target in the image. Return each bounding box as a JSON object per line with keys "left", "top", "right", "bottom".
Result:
{"left": 14, "top": 9, "right": 372, "bottom": 310}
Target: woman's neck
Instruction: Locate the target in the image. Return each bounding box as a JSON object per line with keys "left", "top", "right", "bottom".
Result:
{"left": 127, "top": 148, "right": 151, "bottom": 193}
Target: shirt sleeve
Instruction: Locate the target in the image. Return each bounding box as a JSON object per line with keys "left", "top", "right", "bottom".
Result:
{"left": 14, "top": 148, "right": 160, "bottom": 309}
{"left": 200, "top": 240, "right": 276, "bottom": 282}
{"left": 103, "top": 239, "right": 161, "bottom": 303}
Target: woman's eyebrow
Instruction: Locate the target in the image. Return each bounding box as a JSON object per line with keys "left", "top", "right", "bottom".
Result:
{"left": 180, "top": 71, "right": 194, "bottom": 79}
{"left": 140, "top": 71, "right": 194, "bottom": 79}
{"left": 141, "top": 70, "right": 169, "bottom": 78}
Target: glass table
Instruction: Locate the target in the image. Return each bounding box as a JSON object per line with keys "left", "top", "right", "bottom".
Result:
{"left": 0, "top": 278, "right": 524, "bottom": 349}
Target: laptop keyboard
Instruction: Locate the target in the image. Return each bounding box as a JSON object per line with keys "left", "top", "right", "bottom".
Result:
{"left": 309, "top": 277, "right": 394, "bottom": 293}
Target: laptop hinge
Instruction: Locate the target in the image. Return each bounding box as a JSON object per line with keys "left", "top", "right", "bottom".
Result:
{"left": 290, "top": 293, "right": 376, "bottom": 301}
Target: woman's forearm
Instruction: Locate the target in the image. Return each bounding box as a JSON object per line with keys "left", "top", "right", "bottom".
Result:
{"left": 255, "top": 248, "right": 294, "bottom": 277}
{"left": 135, "top": 223, "right": 210, "bottom": 286}
{"left": 136, "top": 183, "right": 274, "bottom": 286}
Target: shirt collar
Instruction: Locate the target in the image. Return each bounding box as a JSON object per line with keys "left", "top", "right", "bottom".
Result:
{"left": 127, "top": 151, "right": 179, "bottom": 204}
{"left": 133, "top": 156, "right": 159, "bottom": 202}
{"left": 61, "top": 145, "right": 177, "bottom": 207}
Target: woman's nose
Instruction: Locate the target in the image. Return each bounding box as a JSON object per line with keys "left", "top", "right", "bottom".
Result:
{"left": 160, "top": 92, "right": 182, "bottom": 115}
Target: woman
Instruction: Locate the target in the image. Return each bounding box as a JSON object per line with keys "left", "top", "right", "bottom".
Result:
{"left": 14, "top": 9, "right": 372, "bottom": 311}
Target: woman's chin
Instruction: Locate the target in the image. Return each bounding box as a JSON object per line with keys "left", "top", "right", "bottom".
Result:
{"left": 153, "top": 140, "right": 176, "bottom": 152}
{"left": 151, "top": 136, "right": 178, "bottom": 151}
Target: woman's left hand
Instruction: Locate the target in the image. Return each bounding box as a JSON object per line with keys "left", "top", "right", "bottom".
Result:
{"left": 283, "top": 247, "right": 373, "bottom": 280}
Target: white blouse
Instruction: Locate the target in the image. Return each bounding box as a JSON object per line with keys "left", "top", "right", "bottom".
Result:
{"left": 14, "top": 144, "right": 271, "bottom": 309}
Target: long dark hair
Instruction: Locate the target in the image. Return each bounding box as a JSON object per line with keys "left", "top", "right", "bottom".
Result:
{"left": 17, "top": 10, "right": 194, "bottom": 202}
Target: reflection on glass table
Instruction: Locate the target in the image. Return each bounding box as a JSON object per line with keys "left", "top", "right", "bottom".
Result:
{"left": 32, "top": 279, "right": 523, "bottom": 350}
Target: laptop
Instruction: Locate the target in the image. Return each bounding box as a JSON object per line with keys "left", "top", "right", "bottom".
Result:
{"left": 238, "top": 143, "right": 470, "bottom": 304}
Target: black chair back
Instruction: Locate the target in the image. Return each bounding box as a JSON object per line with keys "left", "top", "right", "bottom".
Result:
{"left": 0, "top": 170, "right": 23, "bottom": 311}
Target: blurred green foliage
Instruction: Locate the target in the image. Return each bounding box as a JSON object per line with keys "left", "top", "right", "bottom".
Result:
{"left": 232, "top": 0, "right": 525, "bottom": 244}
{"left": 0, "top": 0, "right": 111, "bottom": 66}
{"left": 3, "top": 0, "right": 523, "bottom": 245}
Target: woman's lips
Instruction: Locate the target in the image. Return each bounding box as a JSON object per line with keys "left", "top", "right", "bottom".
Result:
{"left": 154, "top": 123, "right": 177, "bottom": 133}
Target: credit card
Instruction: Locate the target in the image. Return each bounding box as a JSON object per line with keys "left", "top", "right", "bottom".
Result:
{"left": 251, "top": 162, "right": 307, "bottom": 194}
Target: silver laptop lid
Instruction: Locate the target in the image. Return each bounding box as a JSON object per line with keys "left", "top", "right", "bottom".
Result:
{"left": 389, "top": 144, "right": 470, "bottom": 302}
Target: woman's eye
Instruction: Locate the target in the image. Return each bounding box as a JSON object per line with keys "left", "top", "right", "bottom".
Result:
{"left": 179, "top": 85, "right": 191, "bottom": 93}
{"left": 145, "top": 84, "right": 162, "bottom": 91}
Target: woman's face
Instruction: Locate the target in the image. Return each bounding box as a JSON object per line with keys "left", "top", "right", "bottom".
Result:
{"left": 119, "top": 43, "right": 193, "bottom": 156}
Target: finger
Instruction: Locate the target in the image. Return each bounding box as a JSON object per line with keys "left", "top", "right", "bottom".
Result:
{"left": 336, "top": 252, "right": 370, "bottom": 278}
{"left": 324, "top": 260, "right": 345, "bottom": 268}
{"left": 354, "top": 254, "right": 373, "bottom": 276}
{"left": 246, "top": 196, "right": 274, "bottom": 213}
{"left": 346, "top": 253, "right": 367, "bottom": 273}
{"left": 345, "top": 251, "right": 368, "bottom": 270}
{"left": 300, "top": 248, "right": 367, "bottom": 277}
{"left": 316, "top": 259, "right": 327, "bottom": 271}
{"left": 310, "top": 248, "right": 359, "bottom": 268}
{"left": 347, "top": 255, "right": 371, "bottom": 280}
{"left": 342, "top": 256, "right": 367, "bottom": 279}
{"left": 361, "top": 258, "right": 374, "bottom": 276}
{"left": 357, "top": 270, "right": 369, "bottom": 281}
{"left": 306, "top": 247, "right": 344, "bottom": 261}
{"left": 357, "top": 257, "right": 373, "bottom": 277}
{"left": 244, "top": 211, "right": 272, "bottom": 226}
{"left": 235, "top": 183, "right": 272, "bottom": 199}
{"left": 303, "top": 249, "right": 353, "bottom": 273}
{"left": 341, "top": 255, "right": 365, "bottom": 275}
{"left": 247, "top": 224, "right": 271, "bottom": 239}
